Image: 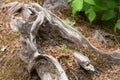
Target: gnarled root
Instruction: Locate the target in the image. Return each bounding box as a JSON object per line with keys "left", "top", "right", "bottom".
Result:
{"left": 3, "top": 1, "right": 120, "bottom": 79}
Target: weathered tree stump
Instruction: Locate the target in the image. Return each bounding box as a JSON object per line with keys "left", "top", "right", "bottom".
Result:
{"left": 3, "top": 2, "right": 120, "bottom": 80}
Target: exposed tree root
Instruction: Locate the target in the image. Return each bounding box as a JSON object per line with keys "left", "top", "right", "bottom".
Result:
{"left": 3, "top": 2, "right": 120, "bottom": 80}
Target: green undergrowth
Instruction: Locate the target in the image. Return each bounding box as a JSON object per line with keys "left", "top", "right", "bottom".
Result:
{"left": 70, "top": 0, "right": 120, "bottom": 32}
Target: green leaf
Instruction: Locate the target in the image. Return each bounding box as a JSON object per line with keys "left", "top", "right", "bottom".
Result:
{"left": 85, "top": 7, "right": 96, "bottom": 23}
{"left": 102, "top": 10, "right": 115, "bottom": 21}
{"left": 85, "top": 7, "right": 93, "bottom": 14}
{"left": 114, "top": 19, "right": 120, "bottom": 32}
{"left": 82, "top": 3, "right": 91, "bottom": 11}
{"left": 94, "top": 0, "right": 107, "bottom": 10}
{"left": 72, "top": 0, "right": 83, "bottom": 14}
{"left": 88, "top": 10, "right": 96, "bottom": 23}
{"left": 107, "top": 0, "right": 116, "bottom": 9}
{"left": 84, "top": 0, "right": 95, "bottom": 5}
{"left": 60, "top": 44, "right": 67, "bottom": 51}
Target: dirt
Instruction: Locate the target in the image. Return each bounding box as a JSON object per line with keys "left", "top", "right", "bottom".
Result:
{"left": 0, "top": 0, "right": 120, "bottom": 80}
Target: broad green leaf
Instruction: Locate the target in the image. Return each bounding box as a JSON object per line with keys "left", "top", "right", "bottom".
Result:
{"left": 94, "top": 0, "right": 107, "bottom": 10}
{"left": 85, "top": 7, "right": 96, "bottom": 23}
{"left": 82, "top": 3, "right": 91, "bottom": 11}
{"left": 102, "top": 10, "right": 115, "bottom": 21}
{"left": 84, "top": 0, "right": 95, "bottom": 5}
{"left": 85, "top": 6, "right": 93, "bottom": 14}
{"left": 72, "top": 0, "right": 83, "bottom": 14}
{"left": 107, "top": 0, "right": 116, "bottom": 9}
{"left": 114, "top": 19, "right": 120, "bottom": 32}
{"left": 94, "top": 0, "right": 105, "bottom": 7}
{"left": 88, "top": 10, "right": 96, "bottom": 23}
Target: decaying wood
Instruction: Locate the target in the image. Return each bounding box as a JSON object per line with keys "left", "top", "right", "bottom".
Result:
{"left": 73, "top": 51, "right": 95, "bottom": 71}
{"left": 42, "top": 0, "right": 68, "bottom": 9}
{"left": 3, "top": 1, "right": 120, "bottom": 80}
{"left": 92, "top": 30, "right": 107, "bottom": 44}
{"left": 28, "top": 54, "right": 68, "bottom": 80}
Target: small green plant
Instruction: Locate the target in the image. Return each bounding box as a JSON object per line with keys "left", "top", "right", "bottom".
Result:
{"left": 114, "top": 19, "right": 120, "bottom": 32}
{"left": 70, "top": 0, "right": 120, "bottom": 31}
{"left": 60, "top": 44, "right": 67, "bottom": 50}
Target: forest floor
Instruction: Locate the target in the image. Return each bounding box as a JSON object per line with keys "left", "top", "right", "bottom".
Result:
{"left": 0, "top": 0, "right": 120, "bottom": 80}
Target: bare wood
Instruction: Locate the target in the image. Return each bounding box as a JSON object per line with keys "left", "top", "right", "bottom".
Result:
{"left": 4, "top": 1, "right": 120, "bottom": 79}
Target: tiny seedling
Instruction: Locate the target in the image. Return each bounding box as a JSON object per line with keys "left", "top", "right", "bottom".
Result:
{"left": 60, "top": 44, "right": 67, "bottom": 51}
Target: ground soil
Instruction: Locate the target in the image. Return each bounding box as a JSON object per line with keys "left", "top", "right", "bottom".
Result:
{"left": 0, "top": 0, "right": 120, "bottom": 80}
